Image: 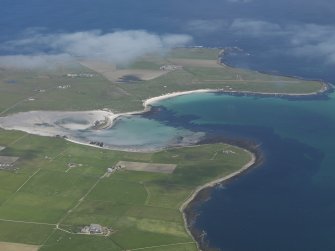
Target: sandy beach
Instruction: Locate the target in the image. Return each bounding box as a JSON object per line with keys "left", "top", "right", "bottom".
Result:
{"left": 0, "top": 87, "right": 325, "bottom": 250}
{"left": 0, "top": 110, "right": 117, "bottom": 137}
{"left": 0, "top": 85, "right": 331, "bottom": 151}
{"left": 143, "top": 89, "right": 216, "bottom": 107}
{"left": 0, "top": 89, "right": 221, "bottom": 142}
{"left": 141, "top": 83, "right": 332, "bottom": 118}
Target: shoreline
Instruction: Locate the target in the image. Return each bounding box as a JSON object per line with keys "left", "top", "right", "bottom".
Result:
{"left": 0, "top": 84, "right": 332, "bottom": 153}
{"left": 102, "top": 73, "right": 333, "bottom": 130}
{"left": 219, "top": 47, "right": 334, "bottom": 87}
{"left": 180, "top": 147, "right": 257, "bottom": 251}
{"left": 109, "top": 82, "right": 333, "bottom": 127}
{"left": 0, "top": 78, "right": 330, "bottom": 250}
{"left": 142, "top": 83, "right": 332, "bottom": 106}
{"left": 64, "top": 137, "right": 204, "bottom": 153}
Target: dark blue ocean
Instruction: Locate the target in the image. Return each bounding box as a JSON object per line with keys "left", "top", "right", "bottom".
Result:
{"left": 153, "top": 92, "right": 335, "bottom": 251}
{"left": 1, "top": 0, "right": 335, "bottom": 82}
{"left": 1, "top": 1, "right": 335, "bottom": 250}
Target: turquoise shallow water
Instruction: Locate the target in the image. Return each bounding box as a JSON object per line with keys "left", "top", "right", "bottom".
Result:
{"left": 1, "top": 0, "right": 335, "bottom": 249}
{"left": 149, "top": 92, "right": 335, "bottom": 250}
{"left": 156, "top": 92, "right": 335, "bottom": 186}
{"left": 76, "top": 116, "right": 204, "bottom": 151}
{"left": 96, "top": 89, "right": 335, "bottom": 250}
{"left": 2, "top": 88, "right": 333, "bottom": 250}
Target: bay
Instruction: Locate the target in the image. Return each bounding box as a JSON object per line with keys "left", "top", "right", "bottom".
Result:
{"left": 150, "top": 92, "right": 335, "bottom": 250}
{"left": 1, "top": 1, "right": 335, "bottom": 250}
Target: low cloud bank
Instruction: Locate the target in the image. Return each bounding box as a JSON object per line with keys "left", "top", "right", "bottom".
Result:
{"left": 0, "top": 54, "right": 73, "bottom": 70}
{"left": 0, "top": 30, "right": 192, "bottom": 69}
{"left": 185, "top": 17, "right": 335, "bottom": 65}
{"left": 229, "top": 19, "right": 335, "bottom": 64}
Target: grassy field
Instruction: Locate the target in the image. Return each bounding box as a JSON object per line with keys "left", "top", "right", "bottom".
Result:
{"left": 0, "top": 128, "right": 252, "bottom": 250}
{"left": 0, "top": 47, "right": 319, "bottom": 250}
{"left": 0, "top": 48, "right": 324, "bottom": 115}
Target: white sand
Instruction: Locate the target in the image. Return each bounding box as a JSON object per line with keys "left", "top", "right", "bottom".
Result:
{"left": 0, "top": 86, "right": 326, "bottom": 148}
{"left": 143, "top": 89, "right": 217, "bottom": 107}
{"left": 0, "top": 110, "right": 117, "bottom": 137}
{"left": 0, "top": 89, "right": 214, "bottom": 152}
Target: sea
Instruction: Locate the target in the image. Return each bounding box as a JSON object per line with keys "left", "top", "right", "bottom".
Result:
{"left": 1, "top": 1, "right": 335, "bottom": 250}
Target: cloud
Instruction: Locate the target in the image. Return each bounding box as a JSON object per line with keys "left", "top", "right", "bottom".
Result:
{"left": 0, "top": 30, "right": 193, "bottom": 69}
{"left": 0, "top": 54, "right": 73, "bottom": 70}
{"left": 230, "top": 19, "right": 283, "bottom": 36}
{"left": 229, "top": 19, "right": 335, "bottom": 65}
{"left": 291, "top": 26, "right": 335, "bottom": 64}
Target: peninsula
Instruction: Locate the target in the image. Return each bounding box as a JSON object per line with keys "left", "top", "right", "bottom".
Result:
{"left": 0, "top": 48, "right": 330, "bottom": 251}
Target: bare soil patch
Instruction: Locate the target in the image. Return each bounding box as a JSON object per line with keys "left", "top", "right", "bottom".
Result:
{"left": 116, "top": 161, "right": 177, "bottom": 174}
{"left": 0, "top": 242, "right": 39, "bottom": 251}
{"left": 167, "top": 58, "right": 223, "bottom": 68}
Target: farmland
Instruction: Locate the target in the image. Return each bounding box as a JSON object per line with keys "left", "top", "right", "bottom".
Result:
{"left": 0, "top": 48, "right": 325, "bottom": 116}
{"left": 0, "top": 47, "right": 324, "bottom": 250}
{"left": 0, "top": 129, "right": 252, "bottom": 251}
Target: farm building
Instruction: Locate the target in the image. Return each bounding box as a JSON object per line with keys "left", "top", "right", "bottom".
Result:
{"left": 89, "top": 224, "right": 103, "bottom": 234}
{"left": 0, "top": 156, "right": 19, "bottom": 170}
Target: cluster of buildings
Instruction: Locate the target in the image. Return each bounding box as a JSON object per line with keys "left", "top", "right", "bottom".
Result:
{"left": 0, "top": 156, "right": 19, "bottom": 170}
{"left": 160, "top": 65, "right": 183, "bottom": 71}
{"left": 66, "top": 73, "right": 95, "bottom": 78}
{"left": 80, "top": 224, "right": 110, "bottom": 235}
{"left": 223, "top": 150, "right": 236, "bottom": 154}
{"left": 57, "top": 84, "right": 71, "bottom": 89}
{"left": 107, "top": 164, "right": 124, "bottom": 174}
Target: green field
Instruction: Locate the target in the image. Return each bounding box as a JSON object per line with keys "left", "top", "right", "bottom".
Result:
{"left": 0, "top": 48, "right": 316, "bottom": 250}
{"left": 0, "top": 128, "right": 252, "bottom": 250}
{"left": 0, "top": 48, "right": 324, "bottom": 116}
